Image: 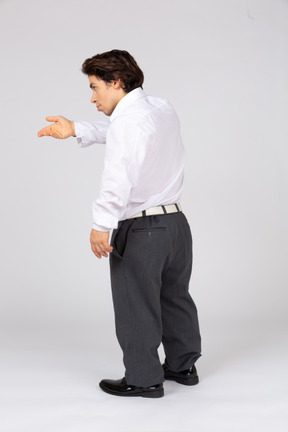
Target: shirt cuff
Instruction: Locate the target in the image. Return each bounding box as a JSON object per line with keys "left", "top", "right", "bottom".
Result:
{"left": 74, "top": 122, "right": 85, "bottom": 147}
{"left": 92, "top": 223, "right": 111, "bottom": 232}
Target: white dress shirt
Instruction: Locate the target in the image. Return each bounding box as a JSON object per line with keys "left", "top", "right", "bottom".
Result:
{"left": 74, "top": 88, "right": 185, "bottom": 232}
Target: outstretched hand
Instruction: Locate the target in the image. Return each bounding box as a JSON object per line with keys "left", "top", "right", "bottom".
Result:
{"left": 38, "top": 116, "right": 75, "bottom": 139}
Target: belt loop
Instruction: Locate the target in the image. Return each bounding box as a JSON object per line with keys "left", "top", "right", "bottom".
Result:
{"left": 142, "top": 210, "right": 146, "bottom": 217}
{"left": 162, "top": 205, "right": 167, "bottom": 214}
{"left": 175, "top": 203, "right": 180, "bottom": 212}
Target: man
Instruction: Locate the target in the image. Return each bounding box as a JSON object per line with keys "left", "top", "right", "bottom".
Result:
{"left": 38, "top": 49, "right": 201, "bottom": 399}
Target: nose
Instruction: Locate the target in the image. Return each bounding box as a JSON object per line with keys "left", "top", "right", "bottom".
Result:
{"left": 91, "top": 93, "right": 97, "bottom": 103}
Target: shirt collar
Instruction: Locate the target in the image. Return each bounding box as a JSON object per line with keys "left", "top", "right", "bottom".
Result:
{"left": 110, "top": 87, "right": 146, "bottom": 122}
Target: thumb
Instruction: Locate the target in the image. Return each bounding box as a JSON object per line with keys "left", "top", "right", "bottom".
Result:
{"left": 46, "top": 116, "right": 60, "bottom": 122}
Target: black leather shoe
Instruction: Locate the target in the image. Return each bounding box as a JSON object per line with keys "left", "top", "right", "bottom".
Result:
{"left": 99, "top": 377, "right": 164, "bottom": 398}
{"left": 163, "top": 363, "right": 199, "bottom": 386}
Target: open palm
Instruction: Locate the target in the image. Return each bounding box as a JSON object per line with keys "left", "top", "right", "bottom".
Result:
{"left": 38, "top": 116, "right": 75, "bottom": 139}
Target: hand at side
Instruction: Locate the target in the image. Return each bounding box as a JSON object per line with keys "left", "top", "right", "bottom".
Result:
{"left": 90, "top": 229, "right": 113, "bottom": 259}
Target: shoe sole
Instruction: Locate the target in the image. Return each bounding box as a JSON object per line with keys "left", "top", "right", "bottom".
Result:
{"left": 164, "top": 375, "right": 199, "bottom": 386}
{"left": 99, "top": 383, "right": 164, "bottom": 398}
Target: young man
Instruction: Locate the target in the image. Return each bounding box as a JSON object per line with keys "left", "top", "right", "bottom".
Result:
{"left": 38, "top": 49, "right": 201, "bottom": 399}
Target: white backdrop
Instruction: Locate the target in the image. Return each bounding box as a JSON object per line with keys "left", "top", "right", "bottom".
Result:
{"left": 0, "top": 1, "right": 287, "bottom": 431}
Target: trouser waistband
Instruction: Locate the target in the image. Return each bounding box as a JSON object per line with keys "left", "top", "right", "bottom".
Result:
{"left": 127, "top": 203, "right": 182, "bottom": 219}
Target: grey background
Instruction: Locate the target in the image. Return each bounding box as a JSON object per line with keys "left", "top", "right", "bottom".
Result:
{"left": 0, "top": 0, "right": 287, "bottom": 431}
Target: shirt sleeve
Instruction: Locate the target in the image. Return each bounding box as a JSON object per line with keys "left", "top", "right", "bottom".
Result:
{"left": 91, "top": 118, "right": 147, "bottom": 231}
{"left": 74, "top": 120, "right": 109, "bottom": 147}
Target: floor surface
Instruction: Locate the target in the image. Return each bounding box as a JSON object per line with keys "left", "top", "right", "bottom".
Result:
{"left": 1, "top": 324, "right": 287, "bottom": 432}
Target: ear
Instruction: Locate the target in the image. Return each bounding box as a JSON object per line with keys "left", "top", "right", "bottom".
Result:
{"left": 112, "top": 78, "right": 123, "bottom": 89}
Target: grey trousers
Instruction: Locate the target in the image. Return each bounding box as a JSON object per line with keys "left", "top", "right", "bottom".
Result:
{"left": 109, "top": 212, "right": 201, "bottom": 387}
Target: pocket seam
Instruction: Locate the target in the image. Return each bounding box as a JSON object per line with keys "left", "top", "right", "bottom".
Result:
{"left": 132, "top": 227, "right": 166, "bottom": 233}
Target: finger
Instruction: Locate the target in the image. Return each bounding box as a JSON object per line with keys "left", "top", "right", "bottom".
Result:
{"left": 91, "top": 243, "right": 102, "bottom": 259}
{"left": 99, "top": 241, "right": 113, "bottom": 251}
{"left": 100, "top": 246, "right": 110, "bottom": 257}
{"left": 104, "top": 244, "right": 113, "bottom": 253}
{"left": 90, "top": 240, "right": 112, "bottom": 258}
{"left": 92, "top": 247, "right": 101, "bottom": 259}
{"left": 98, "top": 245, "right": 108, "bottom": 257}
{"left": 99, "top": 246, "right": 113, "bottom": 256}
{"left": 38, "top": 125, "right": 53, "bottom": 137}
{"left": 99, "top": 247, "right": 112, "bottom": 257}
{"left": 46, "top": 116, "right": 60, "bottom": 122}
{"left": 97, "top": 245, "right": 110, "bottom": 258}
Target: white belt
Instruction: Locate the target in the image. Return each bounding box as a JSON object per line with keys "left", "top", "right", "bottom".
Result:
{"left": 128, "top": 203, "right": 182, "bottom": 219}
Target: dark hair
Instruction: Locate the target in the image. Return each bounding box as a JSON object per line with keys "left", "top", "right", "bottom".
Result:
{"left": 81, "top": 49, "right": 144, "bottom": 93}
